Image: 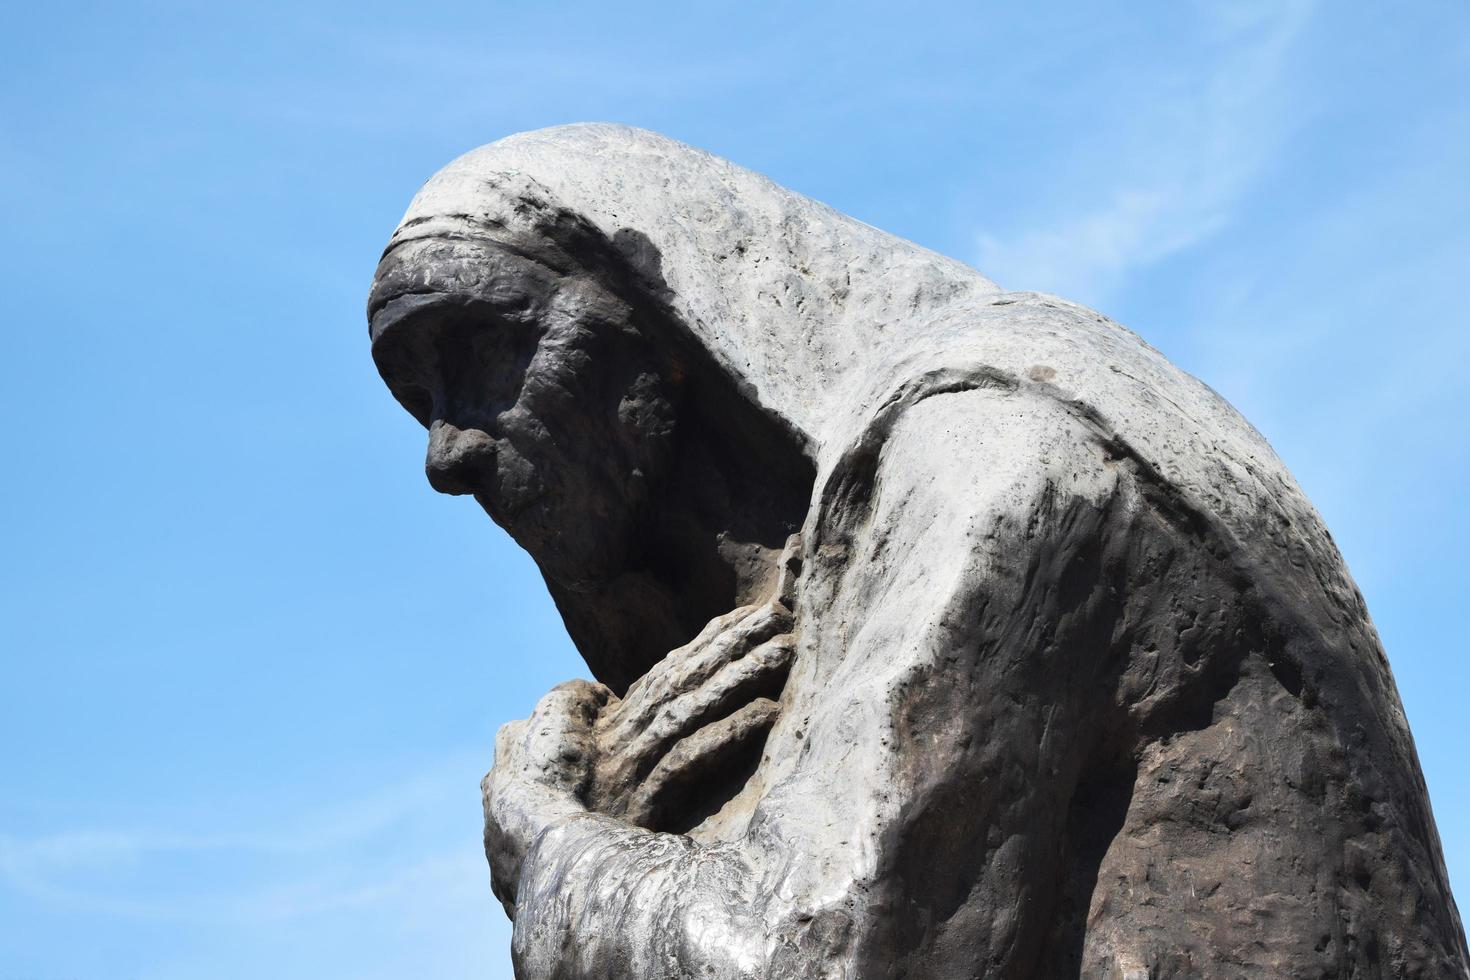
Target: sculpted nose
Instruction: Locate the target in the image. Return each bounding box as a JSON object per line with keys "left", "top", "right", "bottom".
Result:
{"left": 426, "top": 419, "right": 496, "bottom": 495}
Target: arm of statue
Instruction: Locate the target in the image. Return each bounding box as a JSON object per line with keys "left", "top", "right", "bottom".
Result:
{"left": 485, "top": 628, "right": 793, "bottom": 980}
{"left": 487, "top": 681, "right": 779, "bottom": 978}
{"left": 766, "top": 379, "right": 1467, "bottom": 977}
{"left": 484, "top": 542, "right": 808, "bottom": 979}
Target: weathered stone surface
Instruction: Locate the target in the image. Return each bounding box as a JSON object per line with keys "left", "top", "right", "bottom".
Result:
{"left": 367, "top": 124, "right": 1469, "bottom": 978}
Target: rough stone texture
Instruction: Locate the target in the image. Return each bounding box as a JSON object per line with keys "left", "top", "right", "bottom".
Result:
{"left": 367, "top": 124, "right": 1469, "bottom": 979}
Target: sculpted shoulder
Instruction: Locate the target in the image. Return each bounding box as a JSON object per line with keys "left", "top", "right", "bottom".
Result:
{"left": 819, "top": 290, "right": 1316, "bottom": 547}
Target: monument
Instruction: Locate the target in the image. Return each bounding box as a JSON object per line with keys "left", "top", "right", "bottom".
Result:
{"left": 367, "top": 125, "right": 1468, "bottom": 978}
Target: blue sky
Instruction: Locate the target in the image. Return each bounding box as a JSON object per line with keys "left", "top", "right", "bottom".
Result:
{"left": 2, "top": 1, "right": 1466, "bottom": 976}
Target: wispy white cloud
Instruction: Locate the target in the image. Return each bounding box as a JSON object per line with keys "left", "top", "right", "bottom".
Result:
{"left": 0, "top": 749, "right": 492, "bottom": 925}
{"left": 975, "top": 0, "right": 1316, "bottom": 306}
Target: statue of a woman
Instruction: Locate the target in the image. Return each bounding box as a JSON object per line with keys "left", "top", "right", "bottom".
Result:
{"left": 367, "top": 124, "right": 1467, "bottom": 979}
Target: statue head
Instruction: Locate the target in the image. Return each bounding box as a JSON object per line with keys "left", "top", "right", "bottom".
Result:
{"left": 369, "top": 228, "right": 680, "bottom": 593}
{"left": 367, "top": 172, "right": 815, "bottom": 691}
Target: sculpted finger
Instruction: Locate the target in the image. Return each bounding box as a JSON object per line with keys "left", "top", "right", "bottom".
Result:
{"left": 484, "top": 717, "right": 530, "bottom": 821}
{"left": 623, "top": 697, "right": 782, "bottom": 830}
{"left": 483, "top": 682, "right": 609, "bottom": 913}
{"left": 654, "top": 633, "right": 794, "bottom": 736}
{"left": 602, "top": 603, "right": 791, "bottom": 745}
{"left": 610, "top": 633, "right": 795, "bottom": 787}
{"left": 618, "top": 604, "right": 765, "bottom": 710}
{"left": 521, "top": 679, "right": 609, "bottom": 796}
{"left": 489, "top": 718, "right": 528, "bottom": 781}
{"left": 483, "top": 718, "right": 531, "bottom": 911}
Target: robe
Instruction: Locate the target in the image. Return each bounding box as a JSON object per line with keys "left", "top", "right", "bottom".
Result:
{"left": 372, "top": 124, "right": 1469, "bottom": 979}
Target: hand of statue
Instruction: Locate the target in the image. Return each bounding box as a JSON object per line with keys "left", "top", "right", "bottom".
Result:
{"left": 482, "top": 677, "right": 606, "bottom": 911}
{"left": 586, "top": 534, "right": 801, "bottom": 829}
{"left": 586, "top": 587, "right": 796, "bottom": 830}
{"left": 483, "top": 537, "right": 800, "bottom": 905}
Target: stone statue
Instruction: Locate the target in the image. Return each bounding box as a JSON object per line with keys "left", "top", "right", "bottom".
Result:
{"left": 367, "top": 125, "right": 1468, "bottom": 978}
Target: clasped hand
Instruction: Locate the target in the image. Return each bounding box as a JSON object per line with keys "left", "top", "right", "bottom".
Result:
{"left": 484, "top": 537, "right": 802, "bottom": 909}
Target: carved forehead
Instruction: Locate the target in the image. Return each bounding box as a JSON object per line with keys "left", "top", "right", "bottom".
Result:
{"left": 370, "top": 238, "right": 558, "bottom": 329}
{"left": 371, "top": 134, "right": 671, "bottom": 335}
{"left": 368, "top": 164, "right": 649, "bottom": 352}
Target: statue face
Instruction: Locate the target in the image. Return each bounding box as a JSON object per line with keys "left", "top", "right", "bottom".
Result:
{"left": 369, "top": 241, "right": 678, "bottom": 588}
